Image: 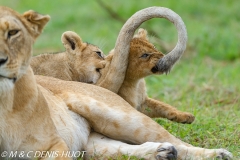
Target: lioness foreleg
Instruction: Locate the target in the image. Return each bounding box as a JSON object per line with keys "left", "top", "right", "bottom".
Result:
{"left": 85, "top": 132, "right": 177, "bottom": 160}
{"left": 141, "top": 97, "right": 195, "bottom": 124}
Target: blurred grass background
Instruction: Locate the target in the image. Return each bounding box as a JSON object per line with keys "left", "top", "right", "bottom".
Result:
{"left": 1, "top": 0, "right": 239, "bottom": 159}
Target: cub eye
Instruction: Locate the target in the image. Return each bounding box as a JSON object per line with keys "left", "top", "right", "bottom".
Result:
{"left": 8, "top": 30, "right": 19, "bottom": 38}
{"left": 140, "top": 53, "right": 150, "bottom": 58}
{"left": 95, "top": 51, "right": 103, "bottom": 58}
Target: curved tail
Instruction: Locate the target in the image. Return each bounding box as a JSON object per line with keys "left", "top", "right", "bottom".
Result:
{"left": 99, "top": 7, "right": 187, "bottom": 93}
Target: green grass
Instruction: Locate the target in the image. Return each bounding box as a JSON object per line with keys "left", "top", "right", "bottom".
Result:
{"left": 147, "top": 58, "right": 240, "bottom": 157}
{"left": 1, "top": 0, "right": 239, "bottom": 159}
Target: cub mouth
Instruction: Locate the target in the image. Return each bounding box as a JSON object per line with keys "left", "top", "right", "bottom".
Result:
{"left": 0, "top": 75, "right": 17, "bottom": 83}
{"left": 151, "top": 66, "right": 159, "bottom": 73}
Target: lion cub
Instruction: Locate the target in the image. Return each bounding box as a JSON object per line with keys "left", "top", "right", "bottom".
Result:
{"left": 97, "top": 28, "right": 195, "bottom": 123}
{"left": 31, "top": 31, "right": 105, "bottom": 84}
{"left": 32, "top": 30, "right": 194, "bottom": 124}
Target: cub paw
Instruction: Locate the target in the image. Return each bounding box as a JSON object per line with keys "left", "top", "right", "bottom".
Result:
{"left": 168, "top": 111, "right": 195, "bottom": 124}
{"left": 215, "top": 149, "right": 233, "bottom": 160}
{"left": 155, "top": 142, "right": 177, "bottom": 160}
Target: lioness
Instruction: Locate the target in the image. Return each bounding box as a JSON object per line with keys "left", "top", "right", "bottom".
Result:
{"left": 31, "top": 12, "right": 194, "bottom": 124}
{"left": 0, "top": 6, "right": 232, "bottom": 160}
{"left": 0, "top": 6, "right": 177, "bottom": 160}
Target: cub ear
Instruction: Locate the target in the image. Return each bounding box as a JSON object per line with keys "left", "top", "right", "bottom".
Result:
{"left": 23, "top": 10, "right": 50, "bottom": 39}
{"left": 61, "top": 31, "right": 87, "bottom": 54}
{"left": 134, "top": 28, "right": 149, "bottom": 40}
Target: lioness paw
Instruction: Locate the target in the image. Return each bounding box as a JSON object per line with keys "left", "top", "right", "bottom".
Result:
{"left": 155, "top": 142, "right": 177, "bottom": 160}
{"left": 215, "top": 149, "right": 233, "bottom": 160}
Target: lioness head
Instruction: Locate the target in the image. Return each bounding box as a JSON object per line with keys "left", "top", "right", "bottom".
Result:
{"left": 61, "top": 31, "right": 105, "bottom": 84}
{"left": 0, "top": 6, "right": 49, "bottom": 92}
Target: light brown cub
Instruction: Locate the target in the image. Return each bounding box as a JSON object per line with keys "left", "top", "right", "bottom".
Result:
{"left": 31, "top": 31, "right": 105, "bottom": 84}
{"left": 97, "top": 28, "right": 194, "bottom": 123}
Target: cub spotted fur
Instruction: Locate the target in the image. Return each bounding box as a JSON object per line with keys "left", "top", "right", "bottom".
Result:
{"left": 31, "top": 31, "right": 105, "bottom": 84}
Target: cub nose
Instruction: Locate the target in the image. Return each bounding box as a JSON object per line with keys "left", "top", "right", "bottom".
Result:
{"left": 0, "top": 57, "right": 8, "bottom": 66}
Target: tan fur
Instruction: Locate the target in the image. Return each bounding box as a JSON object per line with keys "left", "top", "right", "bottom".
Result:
{"left": 32, "top": 30, "right": 194, "bottom": 123}
{"left": 31, "top": 31, "right": 105, "bottom": 84}
{"left": 0, "top": 6, "right": 232, "bottom": 160}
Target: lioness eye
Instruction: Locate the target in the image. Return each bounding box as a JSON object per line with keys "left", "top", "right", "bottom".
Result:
{"left": 8, "top": 30, "right": 19, "bottom": 38}
{"left": 140, "top": 53, "right": 149, "bottom": 58}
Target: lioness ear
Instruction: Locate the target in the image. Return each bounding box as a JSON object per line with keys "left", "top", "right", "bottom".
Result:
{"left": 23, "top": 10, "right": 50, "bottom": 38}
{"left": 61, "top": 31, "right": 87, "bottom": 54}
{"left": 134, "top": 28, "right": 149, "bottom": 40}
